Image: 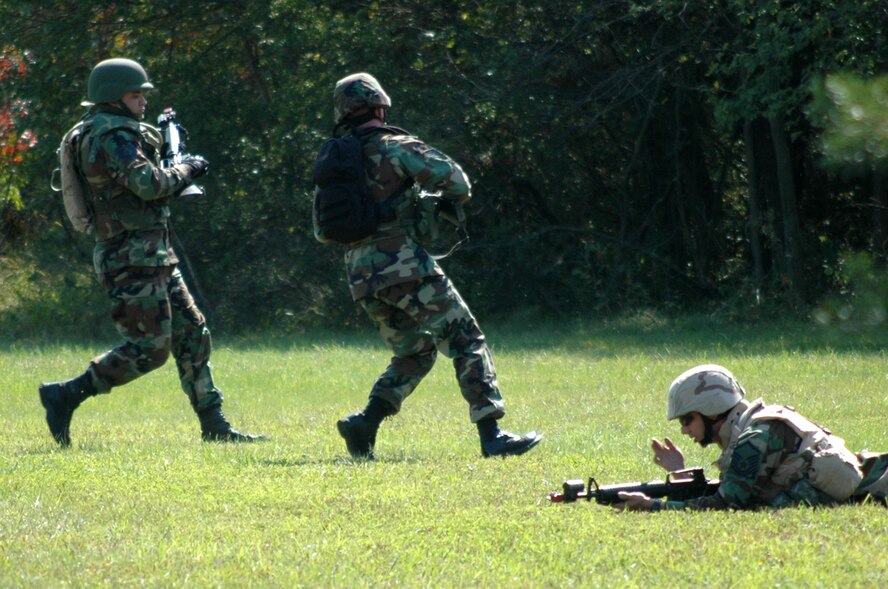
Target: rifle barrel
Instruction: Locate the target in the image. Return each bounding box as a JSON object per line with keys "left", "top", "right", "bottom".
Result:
{"left": 548, "top": 468, "right": 720, "bottom": 505}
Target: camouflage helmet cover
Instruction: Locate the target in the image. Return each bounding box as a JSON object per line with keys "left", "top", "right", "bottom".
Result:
{"left": 666, "top": 364, "right": 746, "bottom": 421}
{"left": 88, "top": 58, "right": 154, "bottom": 104}
{"left": 333, "top": 72, "right": 392, "bottom": 123}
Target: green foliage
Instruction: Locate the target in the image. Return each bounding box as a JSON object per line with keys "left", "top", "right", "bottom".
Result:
{"left": 704, "top": 0, "right": 888, "bottom": 128}
{"left": 2, "top": 324, "right": 887, "bottom": 587}
{"left": 0, "top": 45, "right": 37, "bottom": 233}
{"left": 0, "top": 252, "right": 111, "bottom": 342}
{"left": 812, "top": 73, "right": 888, "bottom": 174}
{"left": 3, "top": 1, "right": 888, "bottom": 334}
{"left": 814, "top": 250, "right": 888, "bottom": 330}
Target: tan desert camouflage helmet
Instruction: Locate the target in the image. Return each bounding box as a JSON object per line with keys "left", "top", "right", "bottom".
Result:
{"left": 667, "top": 364, "right": 746, "bottom": 420}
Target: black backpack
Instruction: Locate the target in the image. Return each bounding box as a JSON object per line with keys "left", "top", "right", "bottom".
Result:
{"left": 312, "top": 127, "right": 411, "bottom": 244}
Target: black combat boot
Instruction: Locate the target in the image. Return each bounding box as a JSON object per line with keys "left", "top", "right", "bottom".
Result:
{"left": 198, "top": 406, "right": 266, "bottom": 442}
{"left": 477, "top": 417, "right": 543, "bottom": 458}
{"left": 337, "top": 396, "right": 395, "bottom": 459}
{"left": 38, "top": 373, "right": 97, "bottom": 447}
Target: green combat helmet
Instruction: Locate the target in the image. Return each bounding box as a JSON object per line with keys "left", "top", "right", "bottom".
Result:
{"left": 87, "top": 58, "right": 154, "bottom": 104}
{"left": 666, "top": 364, "right": 746, "bottom": 420}
{"left": 333, "top": 72, "right": 391, "bottom": 124}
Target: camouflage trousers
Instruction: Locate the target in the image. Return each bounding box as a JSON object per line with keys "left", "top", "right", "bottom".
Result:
{"left": 85, "top": 265, "right": 222, "bottom": 411}
{"left": 357, "top": 274, "right": 506, "bottom": 423}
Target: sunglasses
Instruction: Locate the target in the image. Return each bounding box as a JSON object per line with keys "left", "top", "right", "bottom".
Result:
{"left": 679, "top": 414, "right": 696, "bottom": 427}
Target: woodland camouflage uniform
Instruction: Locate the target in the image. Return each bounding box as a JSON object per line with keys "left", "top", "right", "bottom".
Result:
{"left": 77, "top": 106, "right": 219, "bottom": 407}
{"left": 320, "top": 72, "right": 541, "bottom": 459}
{"left": 39, "top": 58, "right": 263, "bottom": 446}
{"left": 338, "top": 129, "right": 504, "bottom": 422}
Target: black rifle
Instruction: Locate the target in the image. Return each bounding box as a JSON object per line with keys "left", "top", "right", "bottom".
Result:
{"left": 155, "top": 107, "right": 212, "bottom": 313}
{"left": 417, "top": 192, "right": 468, "bottom": 261}
{"left": 548, "top": 467, "right": 720, "bottom": 504}
{"left": 157, "top": 107, "right": 205, "bottom": 198}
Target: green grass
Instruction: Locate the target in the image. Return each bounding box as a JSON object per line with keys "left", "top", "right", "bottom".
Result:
{"left": 1, "top": 320, "right": 887, "bottom": 588}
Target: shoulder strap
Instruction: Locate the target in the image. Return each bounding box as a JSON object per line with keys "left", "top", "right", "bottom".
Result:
{"left": 380, "top": 125, "right": 412, "bottom": 136}
{"left": 350, "top": 125, "right": 416, "bottom": 200}
{"left": 352, "top": 125, "right": 412, "bottom": 138}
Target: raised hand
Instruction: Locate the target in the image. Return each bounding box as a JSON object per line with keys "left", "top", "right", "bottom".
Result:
{"left": 651, "top": 436, "right": 686, "bottom": 474}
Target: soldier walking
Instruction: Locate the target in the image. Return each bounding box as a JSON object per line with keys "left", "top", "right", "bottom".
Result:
{"left": 314, "top": 73, "right": 541, "bottom": 459}
{"left": 39, "top": 58, "right": 264, "bottom": 446}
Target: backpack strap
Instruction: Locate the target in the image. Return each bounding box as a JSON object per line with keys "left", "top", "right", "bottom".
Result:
{"left": 352, "top": 125, "right": 416, "bottom": 218}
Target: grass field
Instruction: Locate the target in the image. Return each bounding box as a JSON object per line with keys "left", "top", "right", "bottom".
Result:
{"left": 1, "top": 319, "right": 887, "bottom": 588}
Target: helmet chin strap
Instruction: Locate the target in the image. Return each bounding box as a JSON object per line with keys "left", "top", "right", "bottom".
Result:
{"left": 700, "top": 416, "right": 718, "bottom": 447}
{"left": 699, "top": 410, "right": 730, "bottom": 447}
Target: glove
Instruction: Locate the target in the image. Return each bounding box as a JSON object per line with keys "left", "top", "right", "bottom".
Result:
{"left": 181, "top": 155, "right": 209, "bottom": 179}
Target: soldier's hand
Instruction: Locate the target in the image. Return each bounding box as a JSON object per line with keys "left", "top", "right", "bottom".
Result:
{"left": 182, "top": 155, "right": 209, "bottom": 179}
{"left": 651, "top": 436, "right": 686, "bottom": 473}
{"left": 612, "top": 492, "right": 655, "bottom": 511}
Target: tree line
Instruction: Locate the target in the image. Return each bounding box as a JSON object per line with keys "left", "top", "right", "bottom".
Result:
{"left": 2, "top": 0, "right": 887, "bottom": 338}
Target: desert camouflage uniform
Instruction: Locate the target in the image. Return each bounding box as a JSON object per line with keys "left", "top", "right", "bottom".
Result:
{"left": 316, "top": 127, "right": 506, "bottom": 423}
{"left": 76, "top": 105, "right": 221, "bottom": 411}
{"left": 660, "top": 401, "right": 888, "bottom": 510}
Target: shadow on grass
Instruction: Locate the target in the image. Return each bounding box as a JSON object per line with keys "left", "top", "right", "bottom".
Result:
{"left": 5, "top": 315, "right": 888, "bottom": 356}
{"left": 7, "top": 444, "right": 427, "bottom": 466}
{"left": 251, "top": 318, "right": 888, "bottom": 356}
{"left": 257, "top": 455, "right": 426, "bottom": 468}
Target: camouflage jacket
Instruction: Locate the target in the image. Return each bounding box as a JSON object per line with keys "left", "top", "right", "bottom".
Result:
{"left": 78, "top": 106, "right": 195, "bottom": 273}
{"left": 662, "top": 400, "right": 878, "bottom": 510}
{"left": 314, "top": 125, "right": 472, "bottom": 301}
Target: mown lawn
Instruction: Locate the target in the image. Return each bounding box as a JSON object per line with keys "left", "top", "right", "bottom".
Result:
{"left": 1, "top": 319, "right": 886, "bottom": 588}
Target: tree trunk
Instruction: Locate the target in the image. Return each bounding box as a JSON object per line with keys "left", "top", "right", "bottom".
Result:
{"left": 769, "top": 113, "right": 803, "bottom": 304}
{"left": 743, "top": 120, "right": 765, "bottom": 300}
{"left": 873, "top": 168, "right": 887, "bottom": 269}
